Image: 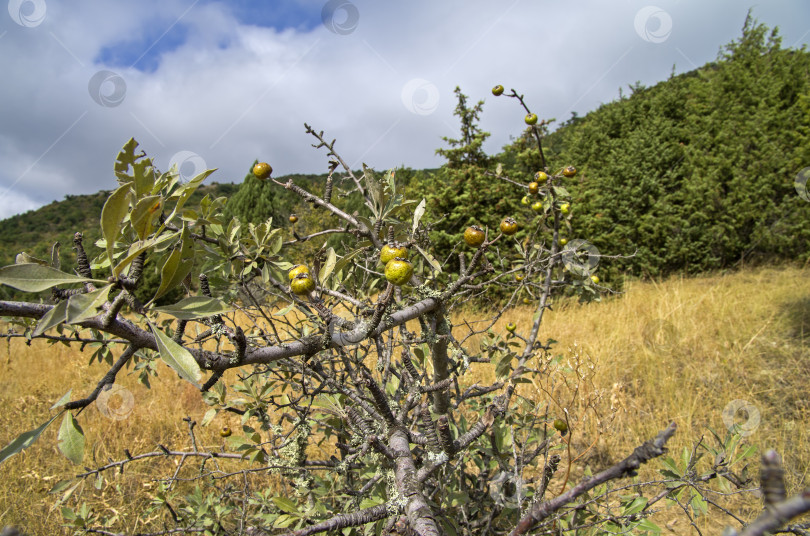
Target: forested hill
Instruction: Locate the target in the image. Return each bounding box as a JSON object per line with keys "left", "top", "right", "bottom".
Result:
{"left": 539, "top": 18, "right": 810, "bottom": 279}
{"left": 415, "top": 17, "right": 810, "bottom": 282}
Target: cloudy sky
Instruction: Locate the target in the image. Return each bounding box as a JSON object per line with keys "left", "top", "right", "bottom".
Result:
{"left": 0, "top": 0, "right": 808, "bottom": 220}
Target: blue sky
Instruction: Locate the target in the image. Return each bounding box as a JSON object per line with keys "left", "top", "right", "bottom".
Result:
{"left": 94, "top": 0, "right": 326, "bottom": 71}
{"left": 0, "top": 0, "right": 808, "bottom": 220}
{"left": 95, "top": 21, "right": 190, "bottom": 72}
{"left": 221, "top": 0, "right": 323, "bottom": 31}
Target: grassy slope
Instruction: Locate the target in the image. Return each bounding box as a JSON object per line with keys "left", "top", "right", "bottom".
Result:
{"left": 0, "top": 264, "right": 807, "bottom": 534}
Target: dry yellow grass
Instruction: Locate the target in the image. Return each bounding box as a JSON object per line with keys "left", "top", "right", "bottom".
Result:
{"left": 518, "top": 264, "right": 808, "bottom": 477}
{"left": 0, "top": 264, "right": 808, "bottom": 534}
{"left": 456, "top": 264, "right": 809, "bottom": 532}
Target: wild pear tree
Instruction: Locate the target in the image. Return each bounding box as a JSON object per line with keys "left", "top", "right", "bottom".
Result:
{"left": 0, "top": 87, "right": 805, "bottom": 536}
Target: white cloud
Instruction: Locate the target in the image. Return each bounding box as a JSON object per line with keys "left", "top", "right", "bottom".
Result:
{"left": 0, "top": 189, "right": 40, "bottom": 219}
{"left": 0, "top": 0, "right": 808, "bottom": 220}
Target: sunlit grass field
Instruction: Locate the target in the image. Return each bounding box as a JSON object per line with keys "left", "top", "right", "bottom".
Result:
{"left": 0, "top": 264, "right": 808, "bottom": 534}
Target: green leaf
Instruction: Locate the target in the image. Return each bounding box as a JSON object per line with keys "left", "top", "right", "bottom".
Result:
{"left": 493, "top": 422, "right": 511, "bottom": 451}
{"left": 32, "top": 299, "right": 69, "bottom": 337}
{"left": 725, "top": 433, "right": 741, "bottom": 456}
{"left": 50, "top": 390, "right": 73, "bottom": 410}
{"left": 112, "top": 233, "right": 175, "bottom": 277}
{"left": 65, "top": 285, "right": 113, "bottom": 324}
{"left": 412, "top": 198, "right": 426, "bottom": 235}
{"left": 690, "top": 490, "right": 708, "bottom": 516}
{"left": 132, "top": 156, "right": 156, "bottom": 198}
{"left": 269, "top": 230, "right": 283, "bottom": 256}
{"left": 57, "top": 412, "right": 85, "bottom": 465}
{"left": 637, "top": 519, "right": 661, "bottom": 533}
{"left": 261, "top": 262, "right": 270, "bottom": 284}
{"left": 272, "top": 496, "right": 300, "bottom": 515}
{"left": 659, "top": 456, "right": 682, "bottom": 478}
{"left": 623, "top": 496, "right": 648, "bottom": 515}
{"left": 114, "top": 137, "right": 140, "bottom": 182}
{"left": 0, "top": 412, "right": 62, "bottom": 465}
{"left": 0, "top": 264, "right": 102, "bottom": 292}
{"left": 311, "top": 394, "right": 343, "bottom": 414}
{"left": 447, "top": 491, "right": 470, "bottom": 507}
{"left": 385, "top": 374, "right": 400, "bottom": 397}
{"left": 552, "top": 186, "right": 571, "bottom": 198}
{"left": 384, "top": 198, "right": 419, "bottom": 219}
{"left": 440, "top": 517, "right": 459, "bottom": 536}
{"left": 363, "top": 165, "right": 384, "bottom": 214}
{"left": 60, "top": 506, "right": 76, "bottom": 522}
{"left": 153, "top": 297, "right": 232, "bottom": 320}
{"left": 318, "top": 247, "right": 337, "bottom": 285}
{"left": 494, "top": 353, "right": 513, "bottom": 381}
{"left": 153, "top": 169, "right": 178, "bottom": 195}
{"left": 152, "top": 226, "right": 194, "bottom": 303}
{"left": 15, "top": 252, "right": 48, "bottom": 265}
{"left": 180, "top": 209, "right": 198, "bottom": 221}
{"left": 333, "top": 247, "right": 366, "bottom": 275}
{"left": 385, "top": 168, "right": 396, "bottom": 195}
{"left": 50, "top": 242, "right": 61, "bottom": 270}
{"left": 273, "top": 303, "right": 295, "bottom": 317}
{"left": 159, "top": 169, "right": 216, "bottom": 231}
{"left": 274, "top": 514, "right": 297, "bottom": 529}
{"left": 732, "top": 444, "right": 758, "bottom": 467}
{"left": 130, "top": 195, "right": 162, "bottom": 240}
{"left": 149, "top": 321, "right": 201, "bottom": 388}
{"left": 48, "top": 479, "right": 76, "bottom": 494}
{"left": 415, "top": 244, "right": 442, "bottom": 274}
{"left": 359, "top": 497, "right": 385, "bottom": 509}
{"left": 201, "top": 408, "right": 217, "bottom": 427}
{"left": 101, "top": 184, "right": 132, "bottom": 267}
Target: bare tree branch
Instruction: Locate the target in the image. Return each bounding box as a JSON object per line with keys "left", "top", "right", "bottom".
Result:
{"left": 511, "top": 422, "right": 678, "bottom": 536}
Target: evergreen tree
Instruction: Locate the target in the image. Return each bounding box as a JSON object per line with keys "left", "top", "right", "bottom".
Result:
{"left": 419, "top": 87, "right": 522, "bottom": 269}
{"left": 545, "top": 14, "right": 810, "bottom": 281}
{"left": 435, "top": 86, "right": 490, "bottom": 168}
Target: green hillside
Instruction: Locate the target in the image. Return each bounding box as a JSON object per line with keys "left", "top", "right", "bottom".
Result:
{"left": 415, "top": 16, "right": 810, "bottom": 284}
{"left": 544, "top": 18, "right": 810, "bottom": 279}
